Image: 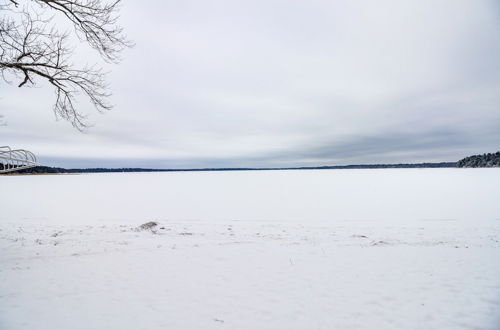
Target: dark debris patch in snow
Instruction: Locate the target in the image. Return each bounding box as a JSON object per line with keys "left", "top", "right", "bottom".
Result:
{"left": 135, "top": 222, "right": 159, "bottom": 232}
{"left": 371, "top": 240, "right": 391, "bottom": 246}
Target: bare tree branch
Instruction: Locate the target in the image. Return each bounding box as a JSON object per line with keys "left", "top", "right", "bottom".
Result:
{"left": 0, "top": 0, "right": 132, "bottom": 130}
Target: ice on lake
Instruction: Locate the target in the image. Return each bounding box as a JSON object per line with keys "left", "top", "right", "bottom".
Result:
{"left": 1, "top": 168, "right": 500, "bottom": 329}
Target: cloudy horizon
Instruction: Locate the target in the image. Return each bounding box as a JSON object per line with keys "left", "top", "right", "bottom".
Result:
{"left": 1, "top": 0, "right": 499, "bottom": 168}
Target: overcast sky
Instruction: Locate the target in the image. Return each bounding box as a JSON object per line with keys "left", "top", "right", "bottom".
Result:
{"left": 1, "top": 0, "right": 499, "bottom": 168}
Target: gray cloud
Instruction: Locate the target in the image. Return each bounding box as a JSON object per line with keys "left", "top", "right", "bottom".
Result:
{"left": 1, "top": 0, "right": 500, "bottom": 168}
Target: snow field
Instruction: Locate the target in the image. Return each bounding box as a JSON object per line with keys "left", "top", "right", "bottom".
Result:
{"left": 1, "top": 169, "right": 500, "bottom": 329}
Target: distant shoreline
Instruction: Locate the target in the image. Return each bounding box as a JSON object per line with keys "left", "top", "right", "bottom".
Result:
{"left": 3, "top": 150, "right": 500, "bottom": 175}
{"left": 2, "top": 162, "right": 460, "bottom": 175}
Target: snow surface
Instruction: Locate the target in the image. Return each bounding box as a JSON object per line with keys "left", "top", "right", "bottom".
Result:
{"left": 1, "top": 168, "right": 500, "bottom": 330}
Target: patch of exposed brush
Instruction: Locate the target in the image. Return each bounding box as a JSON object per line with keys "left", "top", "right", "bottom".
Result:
{"left": 135, "top": 221, "right": 159, "bottom": 232}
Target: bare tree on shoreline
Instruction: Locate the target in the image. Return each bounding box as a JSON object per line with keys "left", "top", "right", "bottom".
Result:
{"left": 0, "top": 0, "right": 132, "bottom": 130}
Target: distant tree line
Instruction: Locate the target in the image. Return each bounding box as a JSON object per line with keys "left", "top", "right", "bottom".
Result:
{"left": 457, "top": 152, "right": 500, "bottom": 168}
{"left": 1, "top": 165, "right": 165, "bottom": 174}
{"left": 3, "top": 151, "right": 500, "bottom": 175}
{"left": 2, "top": 162, "right": 457, "bottom": 174}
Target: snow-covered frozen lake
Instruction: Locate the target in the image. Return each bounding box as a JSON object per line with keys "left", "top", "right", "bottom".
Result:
{"left": 1, "top": 169, "right": 500, "bottom": 329}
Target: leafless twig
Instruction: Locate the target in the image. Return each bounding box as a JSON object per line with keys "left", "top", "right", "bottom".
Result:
{"left": 0, "top": 0, "right": 132, "bottom": 130}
